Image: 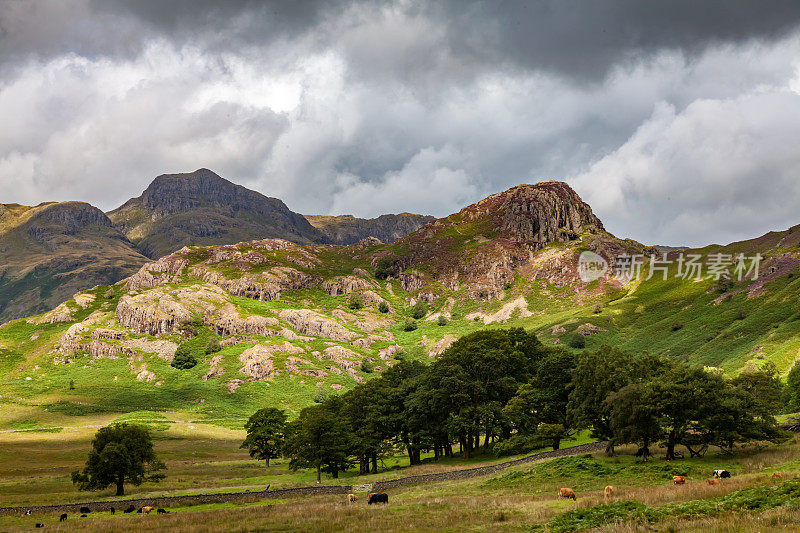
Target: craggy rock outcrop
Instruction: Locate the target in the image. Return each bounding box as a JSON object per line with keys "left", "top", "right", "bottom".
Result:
{"left": 210, "top": 305, "right": 279, "bottom": 337}
{"left": 190, "top": 265, "right": 316, "bottom": 301}
{"left": 277, "top": 309, "right": 357, "bottom": 341}
{"left": 115, "top": 284, "right": 228, "bottom": 335}
{"left": 428, "top": 335, "right": 458, "bottom": 357}
{"left": 321, "top": 276, "right": 375, "bottom": 296}
{"left": 203, "top": 355, "right": 225, "bottom": 381}
{"left": 239, "top": 342, "right": 305, "bottom": 381}
{"left": 351, "top": 333, "right": 393, "bottom": 349}
{"left": 126, "top": 256, "right": 189, "bottom": 290}
{"left": 322, "top": 346, "right": 363, "bottom": 381}
{"left": 378, "top": 344, "right": 403, "bottom": 361}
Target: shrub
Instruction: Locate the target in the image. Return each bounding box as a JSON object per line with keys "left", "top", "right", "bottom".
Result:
{"left": 737, "top": 308, "right": 747, "bottom": 320}
{"left": 348, "top": 294, "right": 363, "bottom": 310}
{"left": 360, "top": 358, "right": 374, "bottom": 373}
{"left": 411, "top": 300, "right": 428, "bottom": 319}
{"left": 437, "top": 315, "right": 448, "bottom": 326}
{"left": 375, "top": 257, "right": 397, "bottom": 280}
{"left": 378, "top": 301, "right": 390, "bottom": 313}
{"left": 171, "top": 344, "right": 198, "bottom": 369}
{"left": 403, "top": 319, "right": 418, "bottom": 332}
{"left": 313, "top": 387, "right": 327, "bottom": 404}
{"left": 568, "top": 333, "right": 586, "bottom": 349}
{"left": 393, "top": 350, "right": 407, "bottom": 361}
{"left": 671, "top": 321, "right": 684, "bottom": 331}
{"left": 69, "top": 380, "right": 75, "bottom": 390}
{"left": 205, "top": 338, "right": 221, "bottom": 355}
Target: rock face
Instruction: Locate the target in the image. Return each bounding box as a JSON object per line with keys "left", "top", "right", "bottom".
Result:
{"left": 277, "top": 309, "right": 358, "bottom": 341}
{"left": 0, "top": 201, "right": 148, "bottom": 324}
{"left": 108, "top": 168, "right": 327, "bottom": 259}
{"left": 304, "top": 213, "right": 435, "bottom": 245}
{"left": 115, "top": 284, "right": 228, "bottom": 335}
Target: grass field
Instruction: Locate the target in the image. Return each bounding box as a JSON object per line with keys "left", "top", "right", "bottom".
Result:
{"left": 2, "top": 426, "right": 800, "bottom": 531}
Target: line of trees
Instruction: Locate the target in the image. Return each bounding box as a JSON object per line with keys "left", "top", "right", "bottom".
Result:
{"left": 242, "top": 329, "right": 786, "bottom": 482}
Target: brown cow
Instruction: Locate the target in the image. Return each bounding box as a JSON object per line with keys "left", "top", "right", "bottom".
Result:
{"left": 347, "top": 494, "right": 358, "bottom": 503}
{"left": 672, "top": 476, "right": 685, "bottom": 485}
{"left": 604, "top": 485, "right": 615, "bottom": 501}
{"left": 706, "top": 478, "right": 720, "bottom": 486}
{"left": 772, "top": 473, "right": 783, "bottom": 479}
{"left": 557, "top": 488, "right": 577, "bottom": 501}
{"left": 141, "top": 506, "right": 155, "bottom": 514}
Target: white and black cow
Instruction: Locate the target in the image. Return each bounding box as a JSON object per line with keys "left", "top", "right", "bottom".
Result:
{"left": 712, "top": 469, "right": 731, "bottom": 479}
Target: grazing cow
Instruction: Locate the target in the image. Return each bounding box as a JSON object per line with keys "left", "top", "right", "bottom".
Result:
{"left": 713, "top": 469, "right": 731, "bottom": 479}
{"left": 24, "top": 510, "right": 31, "bottom": 516}
{"left": 604, "top": 485, "right": 615, "bottom": 501}
{"left": 123, "top": 505, "right": 136, "bottom": 514}
{"left": 706, "top": 478, "right": 721, "bottom": 486}
{"left": 60, "top": 514, "right": 67, "bottom": 522}
{"left": 141, "top": 506, "right": 155, "bottom": 514}
{"left": 347, "top": 494, "right": 358, "bottom": 503}
{"left": 157, "top": 508, "right": 168, "bottom": 514}
{"left": 35, "top": 524, "right": 44, "bottom": 528}
{"left": 557, "top": 488, "right": 577, "bottom": 501}
{"left": 672, "top": 476, "right": 685, "bottom": 485}
{"left": 79, "top": 506, "right": 90, "bottom": 514}
{"left": 773, "top": 472, "right": 783, "bottom": 479}
{"left": 110, "top": 507, "right": 115, "bottom": 515}
{"left": 368, "top": 493, "right": 389, "bottom": 505}
{"left": 80, "top": 515, "right": 87, "bottom": 518}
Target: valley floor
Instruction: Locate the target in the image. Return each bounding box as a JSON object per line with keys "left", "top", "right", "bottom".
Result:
{"left": 2, "top": 415, "right": 800, "bottom": 531}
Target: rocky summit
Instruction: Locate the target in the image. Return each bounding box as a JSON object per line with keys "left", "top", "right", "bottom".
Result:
{"left": 108, "top": 168, "right": 326, "bottom": 259}
{"left": 3, "top": 179, "right": 798, "bottom": 418}
{"left": 304, "top": 213, "right": 435, "bottom": 245}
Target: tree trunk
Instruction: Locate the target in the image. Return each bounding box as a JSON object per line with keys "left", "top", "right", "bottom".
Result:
{"left": 316, "top": 465, "right": 321, "bottom": 484}
{"left": 605, "top": 440, "right": 616, "bottom": 457}
{"left": 371, "top": 454, "right": 378, "bottom": 474}
{"left": 552, "top": 436, "right": 561, "bottom": 451}
{"left": 266, "top": 457, "right": 270, "bottom": 467}
{"left": 332, "top": 469, "right": 339, "bottom": 479}
{"left": 665, "top": 429, "right": 676, "bottom": 461}
{"left": 116, "top": 473, "right": 125, "bottom": 496}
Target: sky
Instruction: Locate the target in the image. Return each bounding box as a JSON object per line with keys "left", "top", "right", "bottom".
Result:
{"left": 2, "top": 1, "right": 800, "bottom": 246}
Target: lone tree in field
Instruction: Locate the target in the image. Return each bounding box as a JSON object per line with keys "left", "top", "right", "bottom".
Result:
{"left": 241, "top": 407, "right": 288, "bottom": 467}
{"left": 71, "top": 423, "right": 165, "bottom": 496}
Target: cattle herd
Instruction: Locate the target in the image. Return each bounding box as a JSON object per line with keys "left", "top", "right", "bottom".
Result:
{"left": 20, "top": 467, "right": 787, "bottom": 526}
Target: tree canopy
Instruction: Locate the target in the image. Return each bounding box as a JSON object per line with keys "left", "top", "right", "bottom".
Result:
{"left": 71, "top": 423, "right": 165, "bottom": 496}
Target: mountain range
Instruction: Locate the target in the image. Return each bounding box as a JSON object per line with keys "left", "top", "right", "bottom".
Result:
{"left": 1, "top": 177, "right": 798, "bottom": 421}
{"left": 0, "top": 169, "right": 432, "bottom": 323}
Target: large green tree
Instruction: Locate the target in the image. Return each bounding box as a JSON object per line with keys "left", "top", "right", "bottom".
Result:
{"left": 241, "top": 407, "right": 288, "bottom": 467}
{"left": 71, "top": 423, "right": 165, "bottom": 496}
{"left": 284, "top": 400, "right": 353, "bottom": 483}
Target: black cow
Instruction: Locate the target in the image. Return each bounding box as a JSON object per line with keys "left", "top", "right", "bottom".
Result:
{"left": 59, "top": 513, "right": 67, "bottom": 522}
{"left": 35, "top": 524, "right": 44, "bottom": 528}
{"left": 713, "top": 469, "right": 731, "bottom": 479}
{"left": 368, "top": 493, "right": 389, "bottom": 505}
{"left": 24, "top": 510, "right": 31, "bottom": 516}
{"left": 110, "top": 506, "right": 115, "bottom": 515}
{"left": 80, "top": 515, "right": 87, "bottom": 518}
{"left": 157, "top": 508, "right": 168, "bottom": 514}
{"left": 123, "top": 505, "right": 136, "bottom": 514}
{"left": 79, "top": 506, "right": 91, "bottom": 514}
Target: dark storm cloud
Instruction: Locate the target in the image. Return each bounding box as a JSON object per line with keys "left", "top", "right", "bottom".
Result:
{"left": 2, "top": 0, "right": 800, "bottom": 247}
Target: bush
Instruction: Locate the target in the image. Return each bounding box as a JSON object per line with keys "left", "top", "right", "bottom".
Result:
{"left": 360, "top": 358, "right": 374, "bottom": 373}
{"left": 437, "top": 315, "right": 448, "bottom": 326}
{"left": 568, "top": 333, "right": 586, "bottom": 349}
{"left": 671, "top": 321, "right": 684, "bottom": 331}
{"left": 205, "top": 338, "right": 221, "bottom": 355}
{"left": 171, "top": 344, "right": 198, "bottom": 369}
{"left": 378, "top": 301, "right": 390, "bottom": 313}
{"left": 411, "top": 300, "right": 428, "bottom": 319}
{"left": 491, "top": 434, "right": 542, "bottom": 457}
{"left": 403, "top": 319, "right": 418, "bottom": 332}
{"left": 313, "top": 387, "right": 327, "bottom": 404}
{"left": 375, "top": 257, "right": 398, "bottom": 280}
{"left": 737, "top": 308, "right": 747, "bottom": 320}
{"left": 393, "top": 350, "right": 407, "bottom": 361}
{"left": 348, "top": 294, "right": 363, "bottom": 310}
